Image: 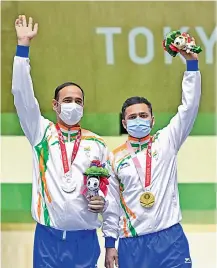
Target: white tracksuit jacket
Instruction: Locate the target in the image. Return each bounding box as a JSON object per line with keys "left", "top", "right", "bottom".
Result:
{"left": 12, "top": 47, "right": 109, "bottom": 231}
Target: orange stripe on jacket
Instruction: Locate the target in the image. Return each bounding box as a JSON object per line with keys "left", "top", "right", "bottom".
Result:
{"left": 37, "top": 193, "right": 42, "bottom": 220}
{"left": 112, "top": 143, "right": 127, "bottom": 156}
{"left": 120, "top": 193, "right": 136, "bottom": 219}
{"left": 39, "top": 150, "right": 52, "bottom": 203}
{"left": 123, "top": 217, "right": 129, "bottom": 237}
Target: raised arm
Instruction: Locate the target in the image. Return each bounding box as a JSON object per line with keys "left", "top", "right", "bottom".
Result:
{"left": 12, "top": 15, "right": 43, "bottom": 146}
{"left": 164, "top": 47, "right": 201, "bottom": 152}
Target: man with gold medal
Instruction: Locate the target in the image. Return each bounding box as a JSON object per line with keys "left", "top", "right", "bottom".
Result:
{"left": 103, "top": 34, "right": 201, "bottom": 268}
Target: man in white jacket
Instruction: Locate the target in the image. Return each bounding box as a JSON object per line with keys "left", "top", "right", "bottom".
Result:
{"left": 12, "top": 15, "right": 109, "bottom": 268}
{"left": 103, "top": 39, "right": 201, "bottom": 267}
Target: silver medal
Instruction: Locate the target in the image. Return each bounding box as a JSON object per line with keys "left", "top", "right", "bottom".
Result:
{"left": 61, "top": 171, "right": 76, "bottom": 193}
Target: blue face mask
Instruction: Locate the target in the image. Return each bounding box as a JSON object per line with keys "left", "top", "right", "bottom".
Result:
{"left": 126, "top": 118, "right": 152, "bottom": 139}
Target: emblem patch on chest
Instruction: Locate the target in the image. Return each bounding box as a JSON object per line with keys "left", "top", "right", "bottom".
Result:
{"left": 152, "top": 150, "right": 158, "bottom": 160}
{"left": 84, "top": 146, "right": 91, "bottom": 157}
{"left": 119, "top": 162, "right": 130, "bottom": 170}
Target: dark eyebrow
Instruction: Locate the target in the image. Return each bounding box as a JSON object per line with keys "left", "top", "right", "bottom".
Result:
{"left": 63, "top": 96, "right": 82, "bottom": 101}
{"left": 128, "top": 113, "right": 137, "bottom": 117}
{"left": 140, "top": 112, "right": 149, "bottom": 115}
{"left": 63, "top": 96, "right": 73, "bottom": 100}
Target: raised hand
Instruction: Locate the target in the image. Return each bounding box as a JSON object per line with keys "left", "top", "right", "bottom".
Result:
{"left": 180, "top": 37, "right": 198, "bottom": 60}
{"left": 15, "top": 15, "right": 38, "bottom": 46}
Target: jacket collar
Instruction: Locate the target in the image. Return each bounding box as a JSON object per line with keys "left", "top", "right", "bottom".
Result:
{"left": 58, "top": 123, "right": 80, "bottom": 135}
{"left": 128, "top": 134, "right": 150, "bottom": 150}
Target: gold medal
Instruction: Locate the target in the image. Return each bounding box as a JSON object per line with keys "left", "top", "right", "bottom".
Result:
{"left": 140, "top": 192, "right": 155, "bottom": 208}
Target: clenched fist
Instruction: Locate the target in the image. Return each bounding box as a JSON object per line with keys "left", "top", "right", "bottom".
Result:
{"left": 180, "top": 37, "right": 198, "bottom": 61}
{"left": 88, "top": 196, "right": 106, "bottom": 213}
{"left": 15, "top": 15, "right": 38, "bottom": 46}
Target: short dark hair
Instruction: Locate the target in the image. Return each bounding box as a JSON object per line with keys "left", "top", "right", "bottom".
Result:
{"left": 54, "top": 82, "right": 85, "bottom": 101}
{"left": 121, "top": 96, "right": 153, "bottom": 119}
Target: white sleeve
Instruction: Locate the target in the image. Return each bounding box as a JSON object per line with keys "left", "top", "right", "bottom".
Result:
{"left": 98, "top": 145, "right": 110, "bottom": 199}
{"left": 12, "top": 48, "right": 44, "bottom": 146}
{"left": 164, "top": 61, "right": 201, "bottom": 152}
{"left": 102, "top": 152, "right": 120, "bottom": 248}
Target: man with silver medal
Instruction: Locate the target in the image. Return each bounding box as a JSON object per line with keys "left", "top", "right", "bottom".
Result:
{"left": 12, "top": 15, "right": 110, "bottom": 268}
{"left": 103, "top": 34, "right": 201, "bottom": 268}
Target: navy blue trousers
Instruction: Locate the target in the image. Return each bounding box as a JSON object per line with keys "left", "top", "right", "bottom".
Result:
{"left": 118, "top": 223, "right": 192, "bottom": 268}
{"left": 33, "top": 223, "right": 100, "bottom": 268}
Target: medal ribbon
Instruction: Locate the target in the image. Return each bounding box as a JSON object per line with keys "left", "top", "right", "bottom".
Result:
{"left": 127, "top": 137, "right": 152, "bottom": 190}
{"left": 56, "top": 124, "right": 82, "bottom": 174}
